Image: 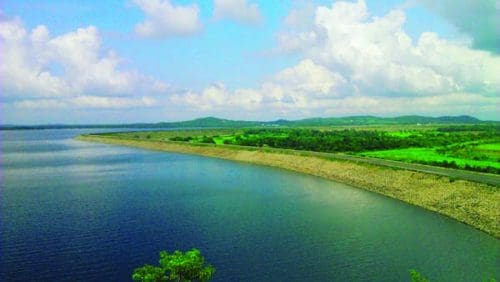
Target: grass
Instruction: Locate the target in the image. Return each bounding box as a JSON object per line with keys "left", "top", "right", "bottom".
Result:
{"left": 475, "top": 143, "right": 500, "bottom": 158}
{"left": 386, "top": 131, "right": 423, "bottom": 138}
{"left": 212, "top": 135, "right": 236, "bottom": 145}
{"left": 476, "top": 143, "right": 500, "bottom": 150}
{"left": 360, "top": 146, "right": 500, "bottom": 170}
{"left": 298, "top": 124, "right": 443, "bottom": 132}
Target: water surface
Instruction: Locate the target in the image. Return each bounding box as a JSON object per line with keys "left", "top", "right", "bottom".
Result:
{"left": 1, "top": 129, "right": 498, "bottom": 281}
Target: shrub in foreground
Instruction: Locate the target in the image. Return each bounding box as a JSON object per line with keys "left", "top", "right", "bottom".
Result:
{"left": 410, "top": 269, "right": 429, "bottom": 282}
{"left": 132, "top": 249, "right": 215, "bottom": 282}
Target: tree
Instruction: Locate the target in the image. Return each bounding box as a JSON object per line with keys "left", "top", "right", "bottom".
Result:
{"left": 409, "top": 269, "right": 429, "bottom": 282}
{"left": 132, "top": 265, "right": 167, "bottom": 282}
{"left": 133, "top": 249, "right": 215, "bottom": 282}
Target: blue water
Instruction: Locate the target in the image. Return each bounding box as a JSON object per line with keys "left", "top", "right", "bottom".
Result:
{"left": 0, "top": 129, "right": 498, "bottom": 281}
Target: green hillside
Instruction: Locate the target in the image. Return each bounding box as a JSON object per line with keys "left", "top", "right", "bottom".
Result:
{"left": 1, "top": 115, "right": 492, "bottom": 130}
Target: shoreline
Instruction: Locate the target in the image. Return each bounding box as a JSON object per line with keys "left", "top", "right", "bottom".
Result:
{"left": 77, "top": 134, "right": 500, "bottom": 239}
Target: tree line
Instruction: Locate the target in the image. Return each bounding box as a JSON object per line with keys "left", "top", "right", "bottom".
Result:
{"left": 204, "top": 128, "right": 495, "bottom": 153}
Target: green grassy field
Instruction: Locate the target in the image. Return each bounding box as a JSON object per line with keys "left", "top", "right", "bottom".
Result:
{"left": 475, "top": 143, "right": 500, "bottom": 157}
{"left": 360, "top": 146, "right": 500, "bottom": 170}
{"left": 102, "top": 124, "right": 499, "bottom": 174}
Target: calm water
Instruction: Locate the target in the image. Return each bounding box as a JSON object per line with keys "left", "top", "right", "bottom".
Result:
{"left": 0, "top": 129, "right": 498, "bottom": 281}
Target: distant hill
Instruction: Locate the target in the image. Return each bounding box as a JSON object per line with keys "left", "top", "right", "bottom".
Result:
{"left": 0, "top": 115, "right": 491, "bottom": 130}
{"left": 154, "top": 117, "right": 261, "bottom": 128}
{"left": 286, "top": 115, "right": 482, "bottom": 126}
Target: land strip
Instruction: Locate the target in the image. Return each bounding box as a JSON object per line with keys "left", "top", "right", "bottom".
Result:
{"left": 311, "top": 153, "right": 500, "bottom": 186}
{"left": 78, "top": 134, "right": 500, "bottom": 239}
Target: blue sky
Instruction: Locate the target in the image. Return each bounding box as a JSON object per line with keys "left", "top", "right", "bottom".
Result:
{"left": 1, "top": 0, "right": 499, "bottom": 123}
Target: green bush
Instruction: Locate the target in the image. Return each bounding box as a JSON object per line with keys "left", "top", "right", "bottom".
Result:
{"left": 133, "top": 249, "right": 215, "bottom": 282}
{"left": 409, "top": 269, "right": 429, "bottom": 282}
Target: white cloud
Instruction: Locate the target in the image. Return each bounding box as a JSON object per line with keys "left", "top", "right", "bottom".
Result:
{"left": 13, "top": 99, "right": 67, "bottom": 110}
{"left": 283, "top": 3, "right": 315, "bottom": 29}
{"left": 171, "top": 82, "right": 262, "bottom": 111}
{"left": 321, "top": 93, "right": 499, "bottom": 118}
{"left": 273, "top": 3, "right": 323, "bottom": 53}
{"left": 171, "top": 59, "right": 346, "bottom": 113}
{"left": 172, "top": 0, "right": 500, "bottom": 120}
{"left": 213, "top": 0, "right": 262, "bottom": 25}
{"left": 275, "top": 0, "right": 499, "bottom": 99}
{"left": 133, "top": 0, "right": 201, "bottom": 39}
{"left": 0, "top": 18, "right": 66, "bottom": 97}
{"left": 274, "top": 59, "right": 346, "bottom": 96}
{"left": 72, "top": 96, "right": 156, "bottom": 109}
{"left": 0, "top": 16, "right": 166, "bottom": 110}
{"left": 13, "top": 96, "right": 156, "bottom": 109}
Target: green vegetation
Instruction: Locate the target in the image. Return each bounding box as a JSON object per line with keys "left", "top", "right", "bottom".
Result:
{"left": 409, "top": 269, "right": 429, "bottom": 282}
{"left": 1, "top": 115, "right": 491, "bottom": 130}
{"left": 132, "top": 249, "right": 215, "bottom": 282}
{"left": 116, "top": 129, "right": 241, "bottom": 142}
{"left": 361, "top": 146, "right": 500, "bottom": 173}
{"left": 111, "top": 124, "right": 500, "bottom": 174}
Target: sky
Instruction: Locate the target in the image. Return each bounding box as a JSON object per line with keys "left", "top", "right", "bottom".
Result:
{"left": 0, "top": 0, "right": 499, "bottom": 124}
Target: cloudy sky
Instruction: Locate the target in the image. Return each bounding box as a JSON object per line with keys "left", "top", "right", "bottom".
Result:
{"left": 1, "top": 0, "right": 499, "bottom": 124}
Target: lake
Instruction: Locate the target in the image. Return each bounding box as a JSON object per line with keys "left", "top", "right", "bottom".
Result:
{"left": 1, "top": 129, "right": 498, "bottom": 281}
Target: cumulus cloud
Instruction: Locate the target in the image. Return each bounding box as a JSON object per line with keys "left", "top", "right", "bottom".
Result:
{"left": 213, "top": 0, "right": 262, "bottom": 25}
{"left": 0, "top": 15, "right": 166, "bottom": 109}
{"left": 302, "top": 1, "right": 500, "bottom": 97}
{"left": 419, "top": 0, "right": 500, "bottom": 54}
{"left": 275, "top": 0, "right": 500, "bottom": 99}
{"left": 171, "top": 82, "right": 262, "bottom": 111}
{"left": 173, "top": 0, "right": 500, "bottom": 120}
{"left": 274, "top": 59, "right": 347, "bottom": 96}
{"left": 133, "top": 0, "right": 202, "bottom": 39}
{"left": 13, "top": 96, "right": 156, "bottom": 110}
{"left": 171, "top": 59, "right": 347, "bottom": 113}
